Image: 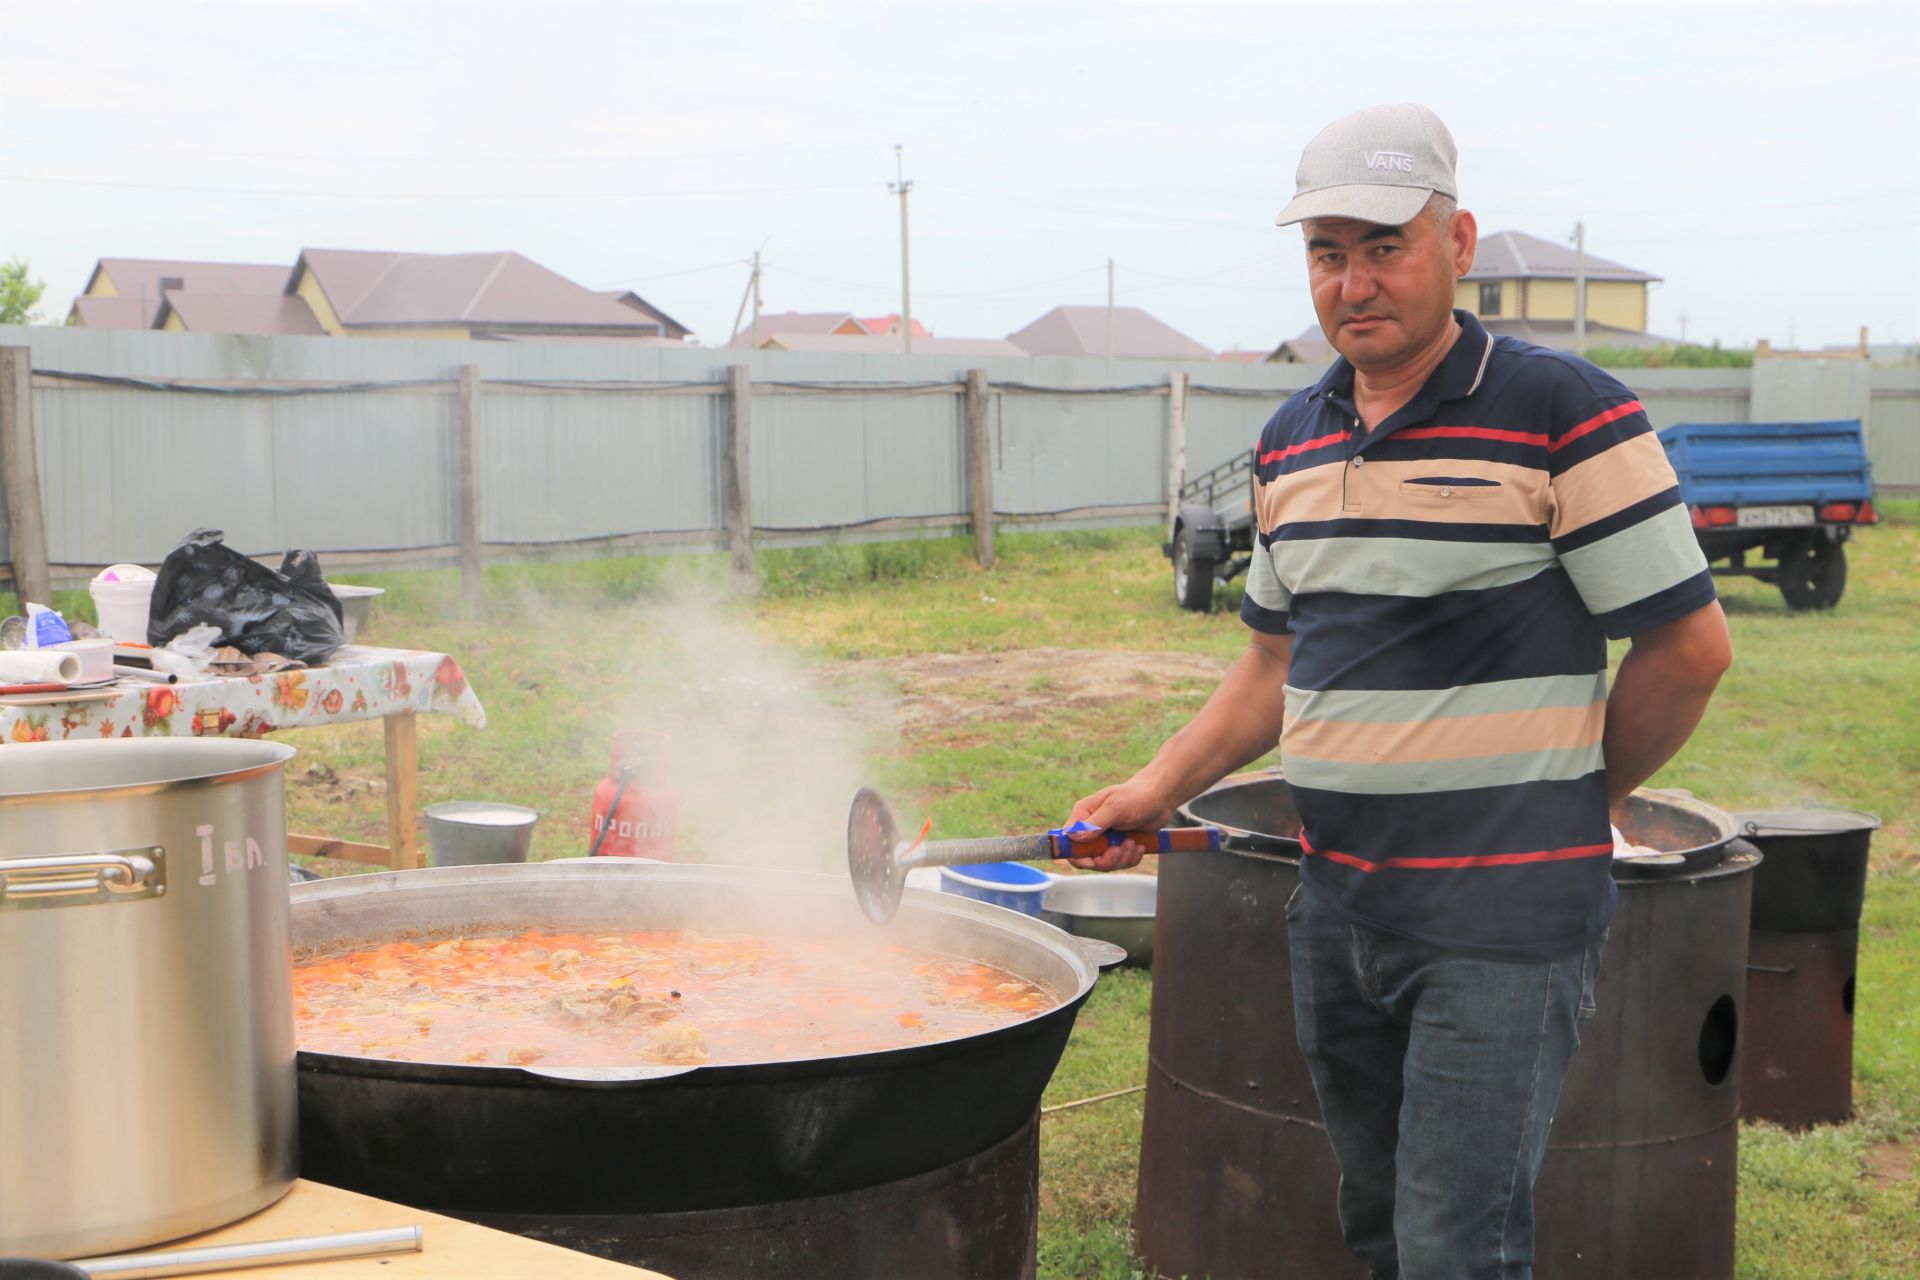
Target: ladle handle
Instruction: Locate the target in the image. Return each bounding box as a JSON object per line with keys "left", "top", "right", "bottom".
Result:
{"left": 1047, "top": 823, "right": 1223, "bottom": 859}
{"left": 907, "top": 825, "right": 1223, "bottom": 870}
{"left": 911, "top": 833, "right": 1058, "bottom": 867}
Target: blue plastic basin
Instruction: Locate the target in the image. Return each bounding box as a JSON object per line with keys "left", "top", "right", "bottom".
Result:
{"left": 938, "top": 862, "right": 1054, "bottom": 916}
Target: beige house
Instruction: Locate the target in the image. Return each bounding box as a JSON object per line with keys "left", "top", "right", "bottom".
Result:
{"left": 1460, "top": 231, "right": 1659, "bottom": 332}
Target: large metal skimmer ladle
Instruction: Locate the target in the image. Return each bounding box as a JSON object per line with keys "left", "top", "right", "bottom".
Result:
{"left": 847, "top": 786, "right": 1223, "bottom": 924}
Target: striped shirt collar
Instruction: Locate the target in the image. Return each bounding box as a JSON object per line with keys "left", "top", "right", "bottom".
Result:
{"left": 1307, "top": 309, "right": 1496, "bottom": 407}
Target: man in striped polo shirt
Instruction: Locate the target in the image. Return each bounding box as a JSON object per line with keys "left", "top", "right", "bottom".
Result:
{"left": 1070, "top": 103, "right": 1732, "bottom": 1278}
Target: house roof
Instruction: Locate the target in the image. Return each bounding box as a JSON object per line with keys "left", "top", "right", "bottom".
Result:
{"left": 1267, "top": 325, "right": 1335, "bottom": 363}
{"left": 596, "top": 290, "right": 691, "bottom": 340}
{"left": 858, "top": 314, "right": 931, "bottom": 339}
{"left": 760, "top": 333, "right": 1026, "bottom": 356}
{"left": 292, "top": 249, "right": 663, "bottom": 333}
{"left": 1478, "top": 318, "right": 1680, "bottom": 351}
{"left": 1006, "top": 305, "right": 1214, "bottom": 359}
{"left": 493, "top": 332, "right": 691, "bottom": 347}
{"left": 727, "top": 311, "right": 871, "bottom": 347}
{"left": 156, "top": 291, "right": 326, "bottom": 336}
{"left": 67, "top": 295, "right": 150, "bottom": 329}
{"left": 1214, "top": 349, "right": 1269, "bottom": 363}
{"left": 1464, "top": 231, "right": 1660, "bottom": 284}
{"left": 83, "top": 258, "right": 292, "bottom": 326}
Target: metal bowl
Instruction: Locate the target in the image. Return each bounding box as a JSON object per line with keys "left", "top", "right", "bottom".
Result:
{"left": 1041, "top": 873, "right": 1157, "bottom": 967}
{"left": 328, "top": 584, "right": 385, "bottom": 644}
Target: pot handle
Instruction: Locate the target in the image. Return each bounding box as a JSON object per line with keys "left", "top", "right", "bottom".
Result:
{"left": 525, "top": 1064, "right": 702, "bottom": 1085}
{"left": 1076, "top": 937, "right": 1129, "bottom": 971}
{"left": 0, "top": 848, "right": 165, "bottom": 909}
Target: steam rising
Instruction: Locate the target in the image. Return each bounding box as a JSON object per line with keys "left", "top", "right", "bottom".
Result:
{"left": 608, "top": 590, "right": 897, "bottom": 876}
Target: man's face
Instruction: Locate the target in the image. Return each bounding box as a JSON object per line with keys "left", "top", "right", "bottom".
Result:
{"left": 1304, "top": 203, "right": 1475, "bottom": 371}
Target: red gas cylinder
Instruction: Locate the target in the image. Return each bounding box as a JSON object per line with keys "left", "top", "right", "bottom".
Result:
{"left": 589, "top": 731, "right": 678, "bottom": 860}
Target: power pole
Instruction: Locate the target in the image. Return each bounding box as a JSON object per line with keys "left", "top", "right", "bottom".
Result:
{"left": 727, "top": 252, "right": 761, "bottom": 349}
{"left": 1572, "top": 220, "right": 1587, "bottom": 356}
{"left": 890, "top": 144, "right": 914, "bottom": 354}
{"left": 751, "top": 250, "right": 762, "bottom": 350}
{"left": 1105, "top": 259, "right": 1116, "bottom": 362}
{"left": 1678, "top": 310, "right": 1689, "bottom": 343}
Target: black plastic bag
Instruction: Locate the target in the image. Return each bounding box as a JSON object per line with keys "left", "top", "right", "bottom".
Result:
{"left": 147, "top": 528, "right": 345, "bottom": 666}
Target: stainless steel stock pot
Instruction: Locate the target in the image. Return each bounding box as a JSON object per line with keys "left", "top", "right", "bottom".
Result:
{"left": 0, "top": 738, "right": 298, "bottom": 1259}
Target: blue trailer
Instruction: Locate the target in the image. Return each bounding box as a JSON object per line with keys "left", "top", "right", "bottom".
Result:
{"left": 1658, "top": 419, "right": 1879, "bottom": 611}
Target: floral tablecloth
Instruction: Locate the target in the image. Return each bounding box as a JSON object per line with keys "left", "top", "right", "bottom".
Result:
{"left": 1, "top": 644, "right": 486, "bottom": 744}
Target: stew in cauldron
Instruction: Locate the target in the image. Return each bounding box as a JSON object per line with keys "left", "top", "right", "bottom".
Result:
{"left": 294, "top": 929, "right": 1059, "bottom": 1068}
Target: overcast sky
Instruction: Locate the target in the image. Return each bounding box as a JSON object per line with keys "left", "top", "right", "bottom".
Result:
{"left": 3, "top": 0, "right": 1915, "bottom": 352}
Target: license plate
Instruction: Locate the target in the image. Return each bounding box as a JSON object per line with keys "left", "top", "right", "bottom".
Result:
{"left": 1735, "top": 505, "right": 1814, "bottom": 528}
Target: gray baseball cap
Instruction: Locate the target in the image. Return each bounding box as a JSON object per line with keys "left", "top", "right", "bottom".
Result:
{"left": 1275, "top": 103, "right": 1458, "bottom": 228}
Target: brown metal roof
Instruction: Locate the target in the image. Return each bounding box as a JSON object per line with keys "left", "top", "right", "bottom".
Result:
{"left": 1006, "top": 305, "right": 1214, "bottom": 359}
{"left": 67, "top": 295, "right": 149, "bottom": 329}
{"left": 1267, "top": 325, "right": 1335, "bottom": 363}
{"left": 293, "top": 249, "right": 664, "bottom": 334}
{"left": 85, "top": 258, "right": 292, "bottom": 326}
{"left": 1478, "top": 317, "right": 1680, "bottom": 351}
{"left": 727, "top": 312, "right": 872, "bottom": 347}
{"left": 157, "top": 291, "right": 326, "bottom": 336}
{"left": 1464, "top": 231, "right": 1660, "bottom": 283}
{"left": 597, "top": 290, "right": 691, "bottom": 341}
{"left": 760, "top": 333, "right": 1026, "bottom": 356}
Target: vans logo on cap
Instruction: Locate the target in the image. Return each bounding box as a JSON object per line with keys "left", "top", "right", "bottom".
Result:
{"left": 1363, "top": 150, "right": 1414, "bottom": 173}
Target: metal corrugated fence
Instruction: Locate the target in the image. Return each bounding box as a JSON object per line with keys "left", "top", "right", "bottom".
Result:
{"left": 1, "top": 326, "right": 1914, "bottom": 579}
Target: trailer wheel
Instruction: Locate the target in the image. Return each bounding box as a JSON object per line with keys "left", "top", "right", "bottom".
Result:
{"left": 1173, "top": 528, "right": 1216, "bottom": 612}
{"left": 1780, "top": 540, "right": 1846, "bottom": 611}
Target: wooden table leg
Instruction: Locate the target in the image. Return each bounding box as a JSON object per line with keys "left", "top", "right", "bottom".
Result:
{"left": 383, "top": 711, "right": 421, "bottom": 870}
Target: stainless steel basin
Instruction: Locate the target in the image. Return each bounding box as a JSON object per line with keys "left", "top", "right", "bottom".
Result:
{"left": 1041, "top": 873, "right": 1157, "bottom": 967}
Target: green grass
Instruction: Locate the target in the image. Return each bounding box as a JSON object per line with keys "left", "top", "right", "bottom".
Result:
{"left": 12, "top": 515, "right": 1918, "bottom": 1277}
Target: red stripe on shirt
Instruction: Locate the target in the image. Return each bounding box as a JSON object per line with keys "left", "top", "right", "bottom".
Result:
{"left": 1258, "top": 430, "right": 1347, "bottom": 466}
{"left": 1300, "top": 832, "right": 1612, "bottom": 873}
{"left": 1549, "top": 400, "right": 1644, "bottom": 454}
{"left": 1394, "top": 425, "right": 1548, "bottom": 447}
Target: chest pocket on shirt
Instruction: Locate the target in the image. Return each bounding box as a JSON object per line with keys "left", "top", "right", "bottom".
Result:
{"left": 1399, "top": 476, "right": 1505, "bottom": 501}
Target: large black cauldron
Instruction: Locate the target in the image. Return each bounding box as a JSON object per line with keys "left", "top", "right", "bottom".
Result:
{"left": 289, "top": 861, "right": 1105, "bottom": 1218}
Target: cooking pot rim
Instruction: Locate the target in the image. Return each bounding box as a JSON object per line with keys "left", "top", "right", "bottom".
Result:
{"left": 0, "top": 737, "right": 296, "bottom": 807}
{"left": 295, "top": 990, "right": 1087, "bottom": 1087}
{"left": 290, "top": 858, "right": 1104, "bottom": 1081}
{"left": 1733, "top": 805, "right": 1882, "bottom": 838}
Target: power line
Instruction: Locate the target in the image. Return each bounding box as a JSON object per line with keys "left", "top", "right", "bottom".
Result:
{"left": 0, "top": 172, "right": 881, "bottom": 201}
{"left": 0, "top": 130, "right": 880, "bottom": 167}
{"left": 590, "top": 257, "right": 750, "bottom": 288}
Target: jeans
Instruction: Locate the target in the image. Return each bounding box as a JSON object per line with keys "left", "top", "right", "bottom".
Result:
{"left": 1286, "top": 881, "right": 1603, "bottom": 1280}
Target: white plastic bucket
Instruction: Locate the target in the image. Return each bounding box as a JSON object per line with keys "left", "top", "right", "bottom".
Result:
{"left": 90, "top": 564, "right": 157, "bottom": 644}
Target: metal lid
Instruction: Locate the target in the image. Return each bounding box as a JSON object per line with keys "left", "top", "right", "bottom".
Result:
{"left": 1735, "top": 806, "right": 1882, "bottom": 838}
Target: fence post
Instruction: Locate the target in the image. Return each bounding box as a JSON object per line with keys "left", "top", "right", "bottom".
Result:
{"left": 1166, "top": 369, "right": 1189, "bottom": 524}
{"left": 457, "top": 363, "right": 483, "bottom": 609}
{"left": 0, "top": 346, "right": 51, "bottom": 607}
{"left": 966, "top": 368, "right": 995, "bottom": 568}
{"left": 724, "top": 364, "right": 756, "bottom": 581}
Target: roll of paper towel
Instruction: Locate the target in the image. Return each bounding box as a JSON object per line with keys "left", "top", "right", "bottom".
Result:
{"left": 0, "top": 650, "right": 81, "bottom": 684}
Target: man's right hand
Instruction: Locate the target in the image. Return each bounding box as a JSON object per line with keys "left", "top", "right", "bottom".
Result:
{"left": 1064, "top": 782, "right": 1178, "bottom": 872}
{"left": 1062, "top": 630, "right": 1293, "bottom": 873}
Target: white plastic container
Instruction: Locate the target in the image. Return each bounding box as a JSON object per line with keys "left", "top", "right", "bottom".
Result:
{"left": 90, "top": 564, "right": 158, "bottom": 644}
{"left": 50, "top": 638, "right": 114, "bottom": 684}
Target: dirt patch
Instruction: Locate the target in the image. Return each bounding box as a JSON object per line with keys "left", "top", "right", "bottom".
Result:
{"left": 293, "top": 761, "right": 385, "bottom": 805}
{"left": 1867, "top": 1140, "right": 1913, "bottom": 1186}
{"left": 823, "top": 647, "right": 1229, "bottom": 740}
